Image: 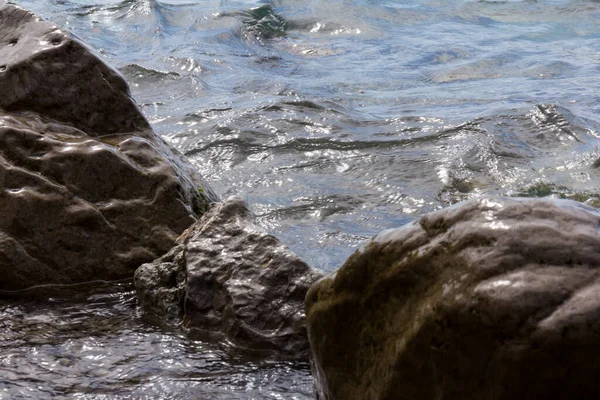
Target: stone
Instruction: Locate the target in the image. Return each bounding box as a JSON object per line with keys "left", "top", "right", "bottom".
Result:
{"left": 306, "top": 197, "right": 600, "bottom": 400}
{"left": 0, "top": 2, "right": 147, "bottom": 136}
{"left": 0, "top": 3, "right": 218, "bottom": 291}
{"left": 135, "top": 198, "right": 324, "bottom": 357}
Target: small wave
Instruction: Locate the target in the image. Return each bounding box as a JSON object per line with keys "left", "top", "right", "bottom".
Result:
{"left": 219, "top": 5, "right": 288, "bottom": 41}
{"left": 120, "top": 64, "right": 180, "bottom": 82}
{"left": 510, "top": 181, "right": 600, "bottom": 208}
{"left": 185, "top": 131, "right": 460, "bottom": 158}
{"left": 256, "top": 194, "right": 366, "bottom": 222}
{"left": 528, "top": 104, "right": 582, "bottom": 143}
{"left": 426, "top": 57, "right": 576, "bottom": 84}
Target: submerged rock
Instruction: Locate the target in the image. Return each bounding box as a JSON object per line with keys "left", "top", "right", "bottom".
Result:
{"left": 135, "top": 198, "right": 324, "bottom": 357}
{"left": 306, "top": 197, "right": 600, "bottom": 400}
{"left": 0, "top": 2, "right": 218, "bottom": 291}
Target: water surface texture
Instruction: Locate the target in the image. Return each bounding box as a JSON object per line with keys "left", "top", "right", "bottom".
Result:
{"left": 3, "top": 0, "right": 600, "bottom": 398}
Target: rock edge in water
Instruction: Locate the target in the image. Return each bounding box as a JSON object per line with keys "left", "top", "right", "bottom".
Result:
{"left": 0, "top": 2, "right": 218, "bottom": 291}
{"left": 307, "top": 196, "right": 600, "bottom": 400}
{"left": 135, "top": 198, "right": 324, "bottom": 358}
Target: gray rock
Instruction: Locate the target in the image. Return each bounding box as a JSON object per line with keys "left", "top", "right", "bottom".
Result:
{"left": 306, "top": 197, "right": 600, "bottom": 400}
{"left": 0, "top": 3, "right": 218, "bottom": 291}
{"left": 135, "top": 198, "right": 324, "bottom": 357}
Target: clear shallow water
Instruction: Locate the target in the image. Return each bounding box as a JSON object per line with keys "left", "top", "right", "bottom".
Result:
{"left": 0, "top": 282, "right": 313, "bottom": 399}
{"left": 4, "top": 0, "right": 600, "bottom": 398}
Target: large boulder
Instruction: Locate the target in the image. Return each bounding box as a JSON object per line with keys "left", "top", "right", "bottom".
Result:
{"left": 0, "top": 1, "right": 147, "bottom": 136}
{"left": 135, "top": 198, "right": 324, "bottom": 357}
{"left": 306, "top": 197, "right": 600, "bottom": 400}
{"left": 0, "top": 2, "right": 218, "bottom": 291}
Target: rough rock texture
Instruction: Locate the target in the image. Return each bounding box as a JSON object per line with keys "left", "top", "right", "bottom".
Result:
{"left": 135, "top": 198, "right": 324, "bottom": 357}
{"left": 306, "top": 197, "right": 600, "bottom": 400}
{"left": 0, "top": 3, "right": 218, "bottom": 291}
{"left": 0, "top": 2, "right": 147, "bottom": 136}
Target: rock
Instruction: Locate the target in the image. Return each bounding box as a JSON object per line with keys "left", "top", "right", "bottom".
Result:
{"left": 306, "top": 197, "right": 600, "bottom": 400}
{"left": 0, "top": 2, "right": 147, "bottom": 136}
{"left": 0, "top": 3, "right": 218, "bottom": 291}
{"left": 135, "top": 198, "right": 324, "bottom": 357}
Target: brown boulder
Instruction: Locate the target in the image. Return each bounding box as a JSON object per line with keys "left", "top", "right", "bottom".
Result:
{"left": 135, "top": 198, "right": 324, "bottom": 357}
{"left": 0, "top": 1, "right": 147, "bottom": 136}
{"left": 0, "top": 3, "right": 218, "bottom": 291}
{"left": 306, "top": 197, "right": 600, "bottom": 400}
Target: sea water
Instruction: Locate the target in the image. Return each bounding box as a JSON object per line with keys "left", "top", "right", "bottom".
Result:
{"left": 2, "top": 0, "right": 600, "bottom": 398}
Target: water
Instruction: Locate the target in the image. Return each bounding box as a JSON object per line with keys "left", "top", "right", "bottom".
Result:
{"left": 3, "top": 0, "right": 600, "bottom": 397}
{"left": 0, "top": 282, "right": 312, "bottom": 399}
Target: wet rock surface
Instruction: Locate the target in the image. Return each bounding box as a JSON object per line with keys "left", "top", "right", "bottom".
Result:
{"left": 135, "top": 198, "right": 324, "bottom": 358}
{"left": 306, "top": 197, "right": 600, "bottom": 400}
{"left": 0, "top": 2, "right": 218, "bottom": 291}
{"left": 0, "top": 1, "right": 147, "bottom": 136}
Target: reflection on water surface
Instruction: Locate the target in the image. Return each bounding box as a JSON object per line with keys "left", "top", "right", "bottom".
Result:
{"left": 0, "top": 281, "right": 313, "bottom": 399}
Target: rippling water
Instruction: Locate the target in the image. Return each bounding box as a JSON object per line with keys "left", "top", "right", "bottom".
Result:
{"left": 4, "top": 0, "right": 600, "bottom": 397}
{"left": 0, "top": 282, "right": 313, "bottom": 399}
